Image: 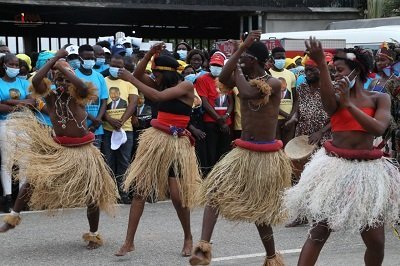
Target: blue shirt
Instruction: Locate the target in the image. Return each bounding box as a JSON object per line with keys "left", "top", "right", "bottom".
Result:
{"left": 0, "top": 77, "right": 29, "bottom": 120}
{"left": 75, "top": 68, "right": 109, "bottom": 135}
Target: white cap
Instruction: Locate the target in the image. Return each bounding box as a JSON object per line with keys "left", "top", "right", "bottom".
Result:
{"left": 103, "top": 47, "right": 111, "bottom": 54}
{"left": 117, "top": 37, "right": 131, "bottom": 45}
{"left": 65, "top": 45, "right": 79, "bottom": 56}
{"left": 111, "top": 129, "right": 127, "bottom": 150}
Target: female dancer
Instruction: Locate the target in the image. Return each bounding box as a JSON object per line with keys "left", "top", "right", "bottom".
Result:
{"left": 285, "top": 37, "right": 400, "bottom": 266}
{"left": 115, "top": 43, "right": 201, "bottom": 257}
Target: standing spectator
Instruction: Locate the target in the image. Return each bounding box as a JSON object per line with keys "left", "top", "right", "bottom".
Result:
{"left": 0, "top": 54, "right": 33, "bottom": 212}
{"left": 132, "top": 92, "right": 152, "bottom": 157}
{"left": 75, "top": 44, "right": 108, "bottom": 148}
{"left": 65, "top": 45, "right": 81, "bottom": 70}
{"left": 174, "top": 42, "right": 192, "bottom": 61}
{"left": 103, "top": 54, "right": 138, "bottom": 204}
{"left": 270, "top": 47, "right": 298, "bottom": 146}
{"left": 93, "top": 45, "right": 110, "bottom": 73}
{"left": 196, "top": 52, "right": 233, "bottom": 174}
{"left": 0, "top": 44, "right": 10, "bottom": 55}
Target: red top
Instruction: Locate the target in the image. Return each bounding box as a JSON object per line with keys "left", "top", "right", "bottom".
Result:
{"left": 331, "top": 107, "right": 375, "bottom": 132}
{"left": 195, "top": 73, "right": 232, "bottom": 125}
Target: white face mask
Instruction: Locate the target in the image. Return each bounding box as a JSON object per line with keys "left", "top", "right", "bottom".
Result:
{"left": 177, "top": 50, "right": 187, "bottom": 60}
{"left": 274, "top": 59, "right": 286, "bottom": 70}
{"left": 347, "top": 69, "right": 357, "bottom": 88}
{"left": 210, "top": 66, "right": 222, "bottom": 77}
{"left": 81, "top": 59, "right": 95, "bottom": 70}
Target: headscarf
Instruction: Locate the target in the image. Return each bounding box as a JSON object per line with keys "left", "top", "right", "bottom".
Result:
{"left": 16, "top": 54, "right": 32, "bottom": 71}
{"left": 36, "top": 51, "right": 55, "bottom": 70}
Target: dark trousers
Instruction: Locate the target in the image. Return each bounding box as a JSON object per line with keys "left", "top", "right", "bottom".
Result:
{"left": 203, "top": 122, "right": 232, "bottom": 175}
{"left": 102, "top": 130, "right": 134, "bottom": 199}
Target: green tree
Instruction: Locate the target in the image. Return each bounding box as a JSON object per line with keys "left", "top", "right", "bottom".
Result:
{"left": 383, "top": 0, "right": 400, "bottom": 17}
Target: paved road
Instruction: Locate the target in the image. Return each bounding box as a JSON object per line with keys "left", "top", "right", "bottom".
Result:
{"left": 1, "top": 202, "right": 399, "bottom": 266}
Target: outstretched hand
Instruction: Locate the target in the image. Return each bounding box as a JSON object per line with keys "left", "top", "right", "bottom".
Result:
{"left": 241, "top": 30, "right": 262, "bottom": 50}
{"left": 118, "top": 68, "right": 133, "bottom": 82}
{"left": 305, "top": 37, "right": 325, "bottom": 65}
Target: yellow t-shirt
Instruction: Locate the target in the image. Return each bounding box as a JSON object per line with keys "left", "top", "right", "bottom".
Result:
{"left": 270, "top": 69, "right": 296, "bottom": 120}
{"left": 232, "top": 87, "right": 241, "bottom": 131}
{"left": 104, "top": 77, "right": 138, "bottom": 131}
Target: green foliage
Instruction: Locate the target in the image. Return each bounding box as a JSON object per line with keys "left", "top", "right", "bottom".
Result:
{"left": 383, "top": 0, "right": 400, "bottom": 17}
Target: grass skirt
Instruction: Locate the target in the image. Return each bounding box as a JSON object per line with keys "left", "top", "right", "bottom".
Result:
{"left": 284, "top": 148, "right": 400, "bottom": 232}
{"left": 124, "top": 127, "right": 201, "bottom": 209}
{"left": 199, "top": 147, "right": 292, "bottom": 225}
{"left": 6, "top": 111, "right": 119, "bottom": 215}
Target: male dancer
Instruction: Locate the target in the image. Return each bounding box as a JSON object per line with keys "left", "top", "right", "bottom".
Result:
{"left": 190, "top": 31, "right": 291, "bottom": 265}
{"left": 0, "top": 49, "right": 118, "bottom": 250}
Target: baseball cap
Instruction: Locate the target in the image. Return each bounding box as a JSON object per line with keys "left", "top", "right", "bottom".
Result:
{"left": 103, "top": 47, "right": 111, "bottom": 54}
{"left": 111, "top": 129, "right": 127, "bottom": 150}
{"left": 65, "top": 45, "right": 79, "bottom": 56}
{"left": 210, "top": 52, "right": 226, "bottom": 66}
{"left": 111, "top": 44, "right": 126, "bottom": 56}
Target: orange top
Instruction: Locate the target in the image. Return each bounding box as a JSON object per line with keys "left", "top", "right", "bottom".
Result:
{"left": 331, "top": 107, "right": 375, "bottom": 132}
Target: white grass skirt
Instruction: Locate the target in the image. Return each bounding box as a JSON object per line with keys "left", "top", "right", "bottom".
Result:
{"left": 284, "top": 148, "right": 400, "bottom": 232}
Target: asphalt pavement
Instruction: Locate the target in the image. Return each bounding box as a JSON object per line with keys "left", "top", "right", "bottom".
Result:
{"left": 1, "top": 201, "right": 399, "bottom": 266}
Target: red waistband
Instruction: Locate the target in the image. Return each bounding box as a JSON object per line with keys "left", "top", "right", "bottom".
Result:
{"left": 323, "top": 140, "right": 383, "bottom": 160}
{"left": 150, "top": 119, "right": 195, "bottom": 146}
{"left": 53, "top": 132, "right": 95, "bottom": 147}
{"left": 233, "top": 139, "right": 283, "bottom": 152}
{"left": 157, "top": 111, "right": 190, "bottom": 128}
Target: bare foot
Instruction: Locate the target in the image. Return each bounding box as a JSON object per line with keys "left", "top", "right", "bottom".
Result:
{"left": 115, "top": 243, "right": 135, "bottom": 256}
{"left": 181, "top": 238, "right": 193, "bottom": 257}
{"left": 87, "top": 241, "right": 101, "bottom": 250}
{"left": 0, "top": 223, "right": 14, "bottom": 233}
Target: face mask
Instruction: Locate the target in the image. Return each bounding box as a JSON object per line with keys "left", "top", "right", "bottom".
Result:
{"left": 0, "top": 53, "right": 5, "bottom": 58}
{"left": 274, "top": 59, "right": 286, "bottom": 70}
{"left": 125, "top": 48, "right": 133, "bottom": 56}
{"left": 95, "top": 57, "right": 106, "bottom": 66}
{"left": 196, "top": 67, "right": 202, "bottom": 72}
{"left": 109, "top": 67, "right": 119, "bottom": 78}
{"left": 177, "top": 50, "right": 187, "bottom": 60}
{"left": 4, "top": 65, "right": 20, "bottom": 78}
{"left": 82, "top": 59, "right": 95, "bottom": 70}
{"left": 347, "top": 69, "right": 357, "bottom": 88}
{"left": 68, "top": 59, "right": 81, "bottom": 70}
{"left": 210, "top": 66, "right": 222, "bottom": 77}
{"left": 18, "top": 75, "right": 28, "bottom": 80}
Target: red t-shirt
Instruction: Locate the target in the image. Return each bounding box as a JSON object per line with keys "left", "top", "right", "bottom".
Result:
{"left": 195, "top": 73, "right": 232, "bottom": 125}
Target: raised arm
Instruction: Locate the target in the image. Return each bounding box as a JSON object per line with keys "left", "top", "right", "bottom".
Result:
{"left": 32, "top": 49, "right": 66, "bottom": 95}
{"left": 133, "top": 43, "right": 164, "bottom": 88}
{"left": 119, "top": 68, "right": 192, "bottom": 102}
{"left": 54, "top": 60, "right": 90, "bottom": 99}
{"left": 305, "top": 37, "right": 338, "bottom": 116}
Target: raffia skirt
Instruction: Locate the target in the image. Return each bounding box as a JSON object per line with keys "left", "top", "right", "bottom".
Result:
{"left": 284, "top": 148, "right": 400, "bottom": 232}
{"left": 199, "top": 146, "right": 292, "bottom": 225}
{"left": 123, "top": 127, "right": 201, "bottom": 209}
{"left": 6, "top": 111, "right": 119, "bottom": 215}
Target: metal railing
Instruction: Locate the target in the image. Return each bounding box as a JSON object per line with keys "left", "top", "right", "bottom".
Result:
{"left": 43, "top": 0, "right": 362, "bottom": 8}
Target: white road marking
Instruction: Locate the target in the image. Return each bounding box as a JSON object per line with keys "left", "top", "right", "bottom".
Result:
{"left": 212, "top": 248, "right": 302, "bottom": 262}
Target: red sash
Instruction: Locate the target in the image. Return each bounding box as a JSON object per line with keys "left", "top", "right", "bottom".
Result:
{"left": 233, "top": 139, "right": 283, "bottom": 152}
{"left": 53, "top": 132, "right": 95, "bottom": 147}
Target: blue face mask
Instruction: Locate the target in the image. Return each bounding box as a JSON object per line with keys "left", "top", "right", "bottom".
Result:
{"left": 4, "top": 65, "right": 20, "bottom": 78}
{"left": 125, "top": 48, "right": 133, "bottom": 56}
{"left": 210, "top": 66, "right": 222, "bottom": 77}
{"left": 68, "top": 59, "right": 81, "bottom": 70}
{"left": 95, "top": 57, "right": 106, "bottom": 66}
{"left": 109, "top": 67, "right": 119, "bottom": 78}
{"left": 177, "top": 50, "right": 188, "bottom": 60}
{"left": 82, "top": 59, "right": 95, "bottom": 70}
{"left": 18, "top": 75, "right": 28, "bottom": 80}
{"left": 274, "top": 59, "right": 286, "bottom": 70}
